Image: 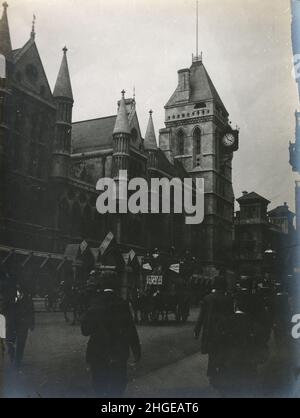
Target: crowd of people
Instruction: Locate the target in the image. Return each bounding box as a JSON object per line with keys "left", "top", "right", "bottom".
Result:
{"left": 0, "top": 263, "right": 295, "bottom": 398}
{"left": 194, "top": 274, "right": 293, "bottom": 397}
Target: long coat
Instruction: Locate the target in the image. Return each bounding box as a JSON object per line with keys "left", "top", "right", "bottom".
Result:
{"left": 194, "top": 291, "right": 234, "bottom": 355}
{"left": 81, "top": 291, "right": 141, "bottom": 366}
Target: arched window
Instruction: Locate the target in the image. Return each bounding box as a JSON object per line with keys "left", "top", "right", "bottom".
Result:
{"left": 58, "top": 199, "right": 70, "bottom": 234}
{"left": 177, "top": 130, "right": 184, "bottom": 155}
{"left": 0, "top": 54, "right": 6, "bottom": 78}
{"left": 193, "top": 127, "right": 201, "bottom": 155}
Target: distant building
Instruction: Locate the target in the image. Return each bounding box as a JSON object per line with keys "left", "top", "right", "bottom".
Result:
{"left": 234, "top": 192, "right": 296, "bottom": 278}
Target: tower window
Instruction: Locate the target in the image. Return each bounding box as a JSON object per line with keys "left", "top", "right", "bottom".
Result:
{"left": 194, "top": 102, "right": 206, "bottom": 109}
{"left": 177, "top": 130, "right": 185, "bottom": 155}
{"left": 193, "top": 127, "right": 201, "bottom": 155}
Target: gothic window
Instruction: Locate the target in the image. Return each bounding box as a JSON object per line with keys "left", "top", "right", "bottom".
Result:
{"left": 58, "top": 199, "right": 70, "bottom": 234}
{"left": 177, "top": 130, "right": 185, "bottom": 155}
{"left": 0, "top": 54, "right": 6, "bottom": 78}
{"left": 192, "top": 127, "right": 201, "bottom": 167}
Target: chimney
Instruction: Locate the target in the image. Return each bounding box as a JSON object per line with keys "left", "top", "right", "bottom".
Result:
{"left": 242, "top": 191, "right": 248, "bottom": 196}
{"left": 178, "top": 68, "right": 190, "bottom": 92}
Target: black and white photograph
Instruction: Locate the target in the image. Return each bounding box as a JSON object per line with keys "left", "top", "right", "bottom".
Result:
{"left": 0, "top": 0, "right": 300, "bottom": 400}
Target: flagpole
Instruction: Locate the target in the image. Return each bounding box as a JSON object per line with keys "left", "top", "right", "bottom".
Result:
{"left": 196, "top": 0, "right": 199, "bottom": 58}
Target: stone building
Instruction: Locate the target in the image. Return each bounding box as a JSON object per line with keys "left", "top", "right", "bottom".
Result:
{"left": 0, "top": 3, "right": 239, "bottom": 281}
{"left": 159, "top": 56, "right": 238, "bottom": 271}
{"left": 234, "top": 192, "right": 296, "bottom": 278}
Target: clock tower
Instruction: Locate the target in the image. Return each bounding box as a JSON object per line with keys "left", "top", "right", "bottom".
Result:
{"left": 159, "top": 54, "right": 239, "bottom": 273}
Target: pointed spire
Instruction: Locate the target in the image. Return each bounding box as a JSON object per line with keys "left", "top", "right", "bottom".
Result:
{"left": 113, "top": 90, "right": 131, "bottom": 135}
{"left": 53, "top": 46, "right": 73, "bottom": 100}
{"left": 0, "top": 2, "right": 12, "bottom": 56}
{"left": 144, "top": 110, "right": 157, "bottom": 150}
{"left": 30, "top": 14, "right": 36, "bottom": 40}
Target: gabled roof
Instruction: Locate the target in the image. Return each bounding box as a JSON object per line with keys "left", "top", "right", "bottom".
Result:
{"left": 12, "top": 40, "right": 54, "bottom": 104}
{"left": 237, "top": 192, "right": 270, "bottom": 204}
{"left": 72, "top": 115, "right": 117, "bottom": 153}
{"left": 12, "top": 38, "right": 34, "bottom": 63}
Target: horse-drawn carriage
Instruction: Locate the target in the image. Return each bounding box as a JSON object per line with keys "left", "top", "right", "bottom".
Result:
{"left": 131, "top": 251, "right": 192, "bottom": 324}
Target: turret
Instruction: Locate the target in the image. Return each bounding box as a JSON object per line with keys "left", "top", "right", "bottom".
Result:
{"left": 51, "top": 46, "right": 73, "bottom": 179}
{"left": 112, "top": 90, "right": 131, "bottom": 178}
{"left": 144, "top": 110, "right": 158, "bottom": 171}
{"left": 0, "top": 2, "right": 12, "bottom": 57}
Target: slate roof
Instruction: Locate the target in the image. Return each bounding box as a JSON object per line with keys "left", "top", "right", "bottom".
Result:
{"left": 53, "top": 49, "right": 73, "bottom": 99}
{"left": 236, "top": 192, "right": 270, "bottom": 204}
{"left": 113, "top": 94, "right": 131, "bottom": 135}
{"left": 166, "top": 60, "right": 228, "bottom": 113}
{"left": 71, "top": 115, "right": 117, "bottom": 153}
{"left": 144, "top": 112, "right": 157, "bottom": 150}
{"left": 268, "top": 204, "right": 294, "bottom": 217}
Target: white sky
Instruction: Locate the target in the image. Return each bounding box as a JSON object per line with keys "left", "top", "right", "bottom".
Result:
{"left": 7, "top": 0, "right": 300, "bottom": 211}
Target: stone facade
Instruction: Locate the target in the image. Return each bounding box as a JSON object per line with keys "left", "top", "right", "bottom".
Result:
{"left": 0, "top": 4, "right": 239, "bottom": 277}
{"left": 234, "top": 192, "right": 296, "bottom": 278}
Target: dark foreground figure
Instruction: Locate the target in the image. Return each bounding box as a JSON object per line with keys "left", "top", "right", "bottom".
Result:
{"left": 81, "top": 271, "right": 141, "bottom": 398}
{"left": 0, "top": 273, "right": 35, "bottom": 370}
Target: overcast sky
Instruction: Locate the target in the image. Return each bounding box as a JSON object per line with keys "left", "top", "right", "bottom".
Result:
{"left": 7, "top": 0, "right": 300, "bottom": 211}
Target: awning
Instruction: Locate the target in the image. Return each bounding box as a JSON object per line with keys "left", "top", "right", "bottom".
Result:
{"left": 0, "top": 245, "right": 72, "bottom": 271}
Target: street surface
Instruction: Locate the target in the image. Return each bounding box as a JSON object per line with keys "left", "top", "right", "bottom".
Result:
{"left": 1, "top": 309, "right": 213, "bottom": 398}
{"left": 0, "top": 307, "right": 299, "bottom": 398}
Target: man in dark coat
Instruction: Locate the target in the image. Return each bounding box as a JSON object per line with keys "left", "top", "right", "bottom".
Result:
{"left": 194, "top": 276, "right": 233, "bottom": 389}
{"left": 81, "top": 271, "right": 141, "bottom": 398}
{"left": 14, "top": 283, "right": 35, "bottom": 369}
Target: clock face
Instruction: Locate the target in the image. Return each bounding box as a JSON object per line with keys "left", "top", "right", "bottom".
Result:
{"left": 222, "top": 133, "right": 235, "bottom": 147}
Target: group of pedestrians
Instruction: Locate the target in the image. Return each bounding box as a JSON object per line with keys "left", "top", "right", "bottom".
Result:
{"left": 194, "top": 274, "right": 292, "bottom": 397}
{"left": 0, "top": 266, "right": 293, "bottom": 398}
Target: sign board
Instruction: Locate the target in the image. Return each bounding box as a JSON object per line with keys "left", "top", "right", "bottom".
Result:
{"left": 169, "top": 263, "right": 180, "bottom": 274}
{"left": 99, "top": 232, "right": 115, "bottom": 256}
{"left": 146, "top": 275, "right": 163, "bottom": 285}
{"left": 142, "top": 263, "right": 152, "bottom": 271}
{"left": 80, "top": 240, "right": 88, "bottom": 255}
